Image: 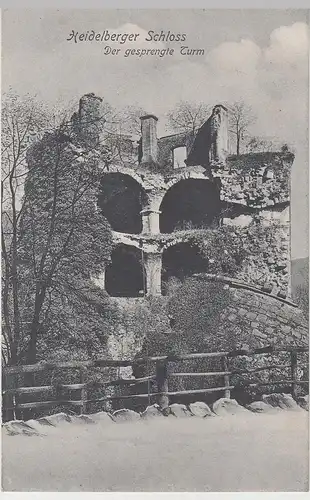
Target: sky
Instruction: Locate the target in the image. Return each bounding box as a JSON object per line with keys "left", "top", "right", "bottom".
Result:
{"left": 2, "top": 9, "right": 309, "bottom": 259}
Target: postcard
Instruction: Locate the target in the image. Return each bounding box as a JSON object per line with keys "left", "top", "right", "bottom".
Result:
{"left": 1, "top": 8, "right": 309, "bottom": 493}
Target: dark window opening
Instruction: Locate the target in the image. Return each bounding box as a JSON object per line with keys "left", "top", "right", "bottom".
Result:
{"left": 159, "top": 179, "right": 221, "bottom": 233}
{"left": 98, "top": 173, "right": 146, "bottom": 234}
{"left": 105, "top": 245, "right": 145, "bottom": 297}
{"left": 161, "top": 242, "right": 208, "bottom": 295}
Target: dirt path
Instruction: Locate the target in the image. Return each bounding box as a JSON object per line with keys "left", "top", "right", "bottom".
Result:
{"left": 2, "top": 411, "right": 309, "bottom": 492}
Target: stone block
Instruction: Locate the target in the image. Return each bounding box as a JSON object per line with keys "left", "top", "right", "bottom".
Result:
{"left": 3, "top": 420, "right": 41, "bottom": 436}
{"left": 257, "top": 313, "right": 268, "bottom": 323}
{"left": 169, "top": 403, "right": 192, "bottom": 418}
{"left": 91, "top": 411, "right": 115, "bottom": 423}
{"left": 287, "top": 335, "right": 297, "bottom": 343}
{"left": 253, "top": 329, "right": 267, "bottom": 340}
{"left": 212, "top": 398, "right": 248, "bottom": 416}
{"left": 141, "top": 404, "right": 165, "bottom": 419}
{"left": 268, "top": 320, "right": 278, "bottom": 327}
{"left": 262, "top": 393, "right": 301, "bottom": 410}
{"left": 238, "top": 308, "right": 247, "bottom": 316}
{"left": 278, "top": 316, "right": 289, "bottom": 324}
{"left": 38, "top": 412, "right": 71, "bottom": 426}
{"left": 251, "top": 322, "right": 260, "bottom": 329}
{"left": 71, "top": 415, "right": 96, "bottom": 424}
{"left": 281, "top": 325, "right": 292, "bottom": 334}
{"left": 246, "top": 401, "right": 279, "bottom": 413}
{"left": 112, "top": 409, "right": 141, "bottom": 422}
{"left": 189, "top": 401, "right": 213, "bottom": 418}
{"left": 297, "top": 395, "right": 309, "bottom": 411}
{"left": 247, "top": 312, "right": 257, "bottom": 321}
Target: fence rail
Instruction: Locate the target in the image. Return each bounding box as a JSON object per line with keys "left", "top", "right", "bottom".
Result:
{"left": 2, "top": 345, "right": 308, "bottom": 420}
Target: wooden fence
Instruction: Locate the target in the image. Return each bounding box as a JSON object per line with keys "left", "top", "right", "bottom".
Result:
{"left": 2, "top": 345, "right": 308, "bottom": 421}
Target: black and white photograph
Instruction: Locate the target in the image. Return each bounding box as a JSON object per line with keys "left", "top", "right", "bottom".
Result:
{"left": 1, "top": 7, "right": 309, "bottom": 492}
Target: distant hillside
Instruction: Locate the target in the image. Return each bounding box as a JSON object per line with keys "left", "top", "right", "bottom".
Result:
{"left": 291, "top": 257, "right": 309, "bottom": 317}
{"left": 292, "top": 258, "right": 309, "bottom": 290}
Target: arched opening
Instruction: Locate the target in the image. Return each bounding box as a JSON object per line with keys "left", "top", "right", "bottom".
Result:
{"left": 105, "top": 244, "right": 145, "bottom": 297}
{"left": 98, "top": 173, "right": 146, "bottom": 234}
{"left": 159, "top": 179, "right": 220, "bottom": 233}
{"left": 161, "top": 242, "right": 208, "bottom": 295}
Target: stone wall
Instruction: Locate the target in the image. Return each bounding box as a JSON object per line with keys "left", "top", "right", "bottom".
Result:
{"left": 107, "top": 276, "right": 308, "bottom": 369}
{"left": 194, "top": 275, "right": 308, "bottom": 349}
{"left": 71, "top": 92, "right": 105, "bottom": 147}
{"left": 157, "top": 131, "right": 194, "bottom": 170}
{"left": 107, "top": 298, "right": 146, "bottom": 378}
{"left": 107, "top": 296, "right": 170, "bottom": 376}
{"left": 235, "top": 218, "right": 290, "bottom": 293}
{"left": 219, "top": 151, "right": 293, "bottom": 208}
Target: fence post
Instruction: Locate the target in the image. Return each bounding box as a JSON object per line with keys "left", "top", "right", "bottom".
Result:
{"left": 290, "top": 350, "right": 298, "bottom": 400}
{"left": 2, "top": 372, "right": 15, "bottom": 422}
{"left": 55, "top": 380, "right": 62, "bottom": 410}
{"left": 222, "top": 356, "right": 231, "bottom": 399}
{"left": 79, "top": 366, "right": 88, "bottom": 414}
{"left": 156, "top": 360, "right": 169, "bottom": 414}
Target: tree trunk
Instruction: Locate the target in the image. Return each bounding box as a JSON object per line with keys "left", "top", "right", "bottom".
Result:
{"left": 10, "top": 178, "right": 22, "bottom": 364}
{"left": 24, "top": 290, "right": 45, "bottom": 404}
{"left": 27, "top": 330, "right": 38, "bottom": 365}
{"left": 23, "top": 322, "right": 40, "bottom": 420}
{"left": 236, "top": 134, "right": 240, "bottom": 156}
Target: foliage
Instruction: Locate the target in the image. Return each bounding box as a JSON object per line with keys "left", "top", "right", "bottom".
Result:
{"left": 192, "top": 225, "right": 247, "bottom": 276}
{"left": 173, "top": 218, "right": 291, "bottom": 289}
{"left": 129, "top": 278, "right": 308, "bottom": 407}
{"left": 132, "top": 280, "right": 230, "bottom": 373}
{"left": 111, "top": 297, "right": 169, "bottom": 359}
{"left": 18, "top": 128, "right": 113, "bottom": 364}
{"left": 159, "top": 225, "right": 247, "bottom": 278}
{"left": 125, "top": 279, "right": 231, "bottom": 407}
{"left": 107, "top": 296, "right": 171, "bottom": 412}
{"left": 119, "top": 297, "right": 171, "bottom": 362}
{"left": 167, "top": 278, "right": 231, "bottom": 352}
{"left": 149, "top": 219, "right": 283, "bottom": 287}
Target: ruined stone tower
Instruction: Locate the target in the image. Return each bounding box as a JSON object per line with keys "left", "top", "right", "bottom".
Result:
{"left": 76, "top": 93, "right": 294, "bottom": 301}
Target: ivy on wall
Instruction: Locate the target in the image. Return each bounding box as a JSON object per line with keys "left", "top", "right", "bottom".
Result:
{"left": 159, "top": 217, "right": 288, "bottom": 283}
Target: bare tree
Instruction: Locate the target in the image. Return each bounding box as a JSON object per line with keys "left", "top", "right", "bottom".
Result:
{"left": 1, "top": 91, "right": 49, "bottom": 366}
{"left": 167, "top": 101, "right": 211, "bottom": 136}
{"left": 1, "top": 92, "right": 148, "bottom": 372}
{"left": 246, "top": 136, "right": 274, "bottom": 153}
{"left": 227, "top": 101, "right": 256, "bottom": 156}
{"left": 119, "top": 104, "right": 147, "bottom": 136}
{"left": 1, "top": 92, "right": 116, "bottom": 369}
{"left": 98, "top": 104, "right": 146, "bottom": 168}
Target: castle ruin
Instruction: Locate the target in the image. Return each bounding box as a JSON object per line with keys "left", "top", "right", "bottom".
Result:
{"left": 76, "top": 94, "right": 293, "bottom": 300}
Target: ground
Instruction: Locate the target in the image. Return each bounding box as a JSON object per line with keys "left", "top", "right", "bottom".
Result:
{"left": 2, "top": 411, "right": 309, "bottom": 492}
